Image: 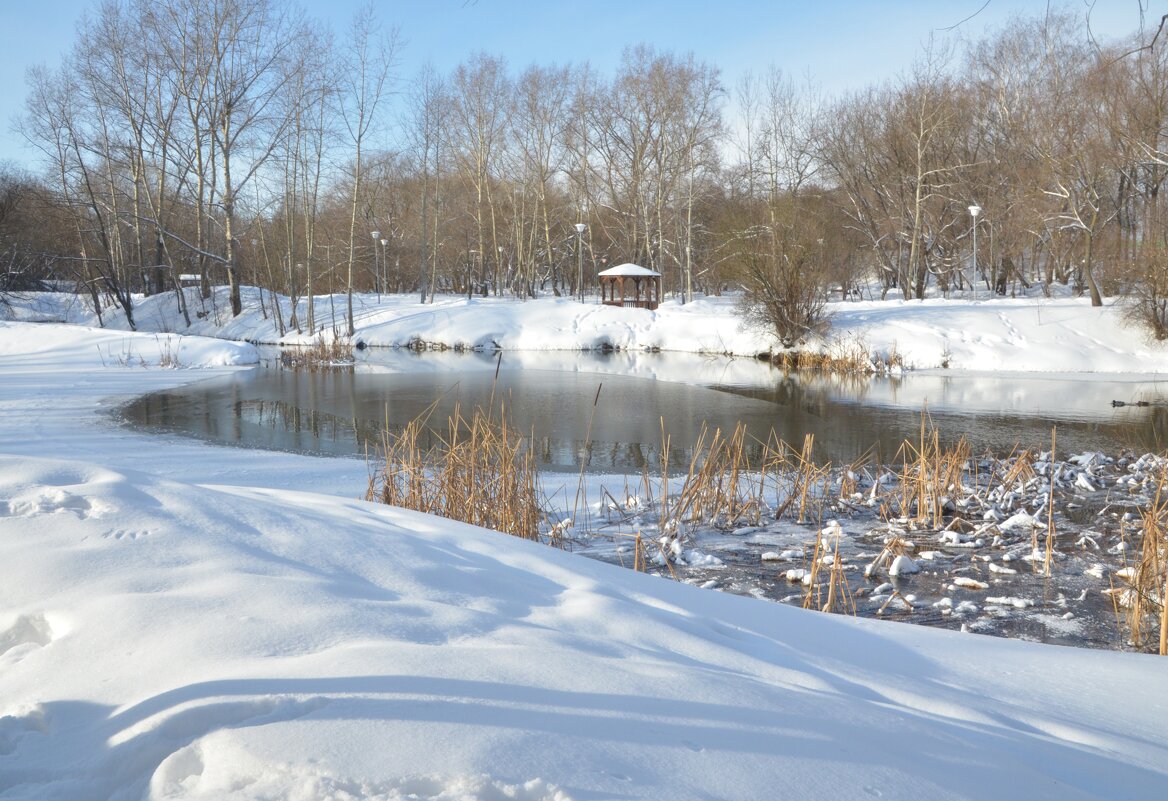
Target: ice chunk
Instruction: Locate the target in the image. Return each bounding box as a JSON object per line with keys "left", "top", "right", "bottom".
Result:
{"left": 889, "top": 555, "right": 919, "bottom": 576}
{"left": 939, "top": 530, "right": 963, "bottom": 546}
{"left": 1000, "top": 512, "right": 1039, "bottom": 531}
{"left": 986, "top": 596, "right": 1035, "bottom": 609}
{"left": 682, "top": 550, "right": 723, "bottom": 567}
{"left": 1083, "top": 564, "right": 1109, "bottom": 579}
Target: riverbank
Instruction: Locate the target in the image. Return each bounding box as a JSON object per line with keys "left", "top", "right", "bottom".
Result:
{"left": 1, "top": 313, "right": 1168, "bottom": 799}
{"left": 9, "top": 285, "right": 1168, "bottom": 374}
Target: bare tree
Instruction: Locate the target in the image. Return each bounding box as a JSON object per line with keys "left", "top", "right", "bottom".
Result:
{"left": 23, "top": 56, "right": 139, "bottom": 327}
{"left": 404, "top": 63, "right": 449, "bottom": 304}
{"left": 338, "top": 2, "right": 398, "bottom": 334}
{"left": 510, "top": 64, "right": 572, "bottom": 299}
{"left": 450, "top": 53, "right": 511, "bottom": 297}
{"left": 1032, "top": 29, "right": 1114, "bottom": 307}
{"left": 591, "top": 46, "right": 722, "bottom": 296}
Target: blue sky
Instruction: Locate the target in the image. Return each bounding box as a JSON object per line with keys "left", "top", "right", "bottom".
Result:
{"left": 0, "top": 0, "right": 1141, "bottom": 168}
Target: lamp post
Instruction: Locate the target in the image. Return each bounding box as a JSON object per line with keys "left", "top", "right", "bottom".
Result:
{"left": 685, "top": 244, "right": 692, "bottom": 304}
{"left": 575, "top": 222, "right": 587, "bottom": 302}
{"left": 380, "top": 237, "right": 388, "bottom": 293}
{"left": 967, "top": 205, "right": 981, "bottom": 284}
{"left": 370, "top": 230, "right": 381, "bottom": 298}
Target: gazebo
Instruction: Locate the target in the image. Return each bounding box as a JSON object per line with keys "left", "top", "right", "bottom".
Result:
{"left": 597, "top": 263, "right": 662, "bottom": 310}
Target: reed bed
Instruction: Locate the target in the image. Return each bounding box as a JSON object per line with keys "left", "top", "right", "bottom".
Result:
{"left": 635, "top": 420, "right": 1168, "bottom": 651}
{"left": 280, "top": 334, "right": 355, "bottom": 370}
{"left": 1113, "top": 465, "right": 1168, "bottom": 653}
{"left": 365, "top": 401, "right": 546, "bottom": 542}
{"left": 887, "top": 417, "right": 973, "bottom": 528}
{"left": 654, "top": 417, "right": 975, "bottom": 542}
{"left": 770, "top": 349, "right": 871, "bottom": 373}
{"left": 666, "top": 423, "right": 756, "bottom": 531}
{"left": 768, "top": 336, "right": 904, "bottom": 374}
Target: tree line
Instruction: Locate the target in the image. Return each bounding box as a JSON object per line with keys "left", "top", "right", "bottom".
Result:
{"left": 3, "top": 0, "right": 1167, "bottom": 342}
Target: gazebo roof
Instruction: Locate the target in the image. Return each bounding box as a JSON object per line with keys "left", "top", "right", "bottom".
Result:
{"left": 597, "top": 262, "right": 661, "bottom": 278}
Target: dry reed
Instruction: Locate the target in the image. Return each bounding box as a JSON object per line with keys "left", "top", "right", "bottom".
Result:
{"left": 280, "top": 334, "right": 355, "bottom": 370}
{"left": 803, "top": 521, "right": 855, "bottom": 614}
{"left": 768, "top": 333, "right": 905, "bottom": 374}
{"left": 886, "top": 414, "right": 971, "bottom": 529}
{"left": 1045, "top": 427, "right": 1057, "bottom": 576}
{"left": 1115, "top": 465, "right": 1168, "bottom": 653}
{"left": 365, "top": 400, "right": 546, "bottom": 542}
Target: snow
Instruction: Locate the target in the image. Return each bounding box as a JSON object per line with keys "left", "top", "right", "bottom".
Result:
{"left": 889, "top": 554, "right": 920, "bottom": 576}
{"left": 8, "top": 287, "right": 1168, "bottom": 374}
{"left": 1000, "top": 512, "right": 1042, "bottom": 531}
{"left": 597, "top": 263, "right": 662, "bottom": 277}
{"left": 2, "top": 292, "right": 1168, "bottom": 800}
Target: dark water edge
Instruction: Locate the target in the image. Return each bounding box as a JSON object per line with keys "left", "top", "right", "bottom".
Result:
{"left": 116, "top": 351, "right": 1167, "bottom": 472}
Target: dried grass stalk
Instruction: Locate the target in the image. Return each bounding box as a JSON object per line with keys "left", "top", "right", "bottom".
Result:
{"left": 280, "top": 334, "right": 355, "bottom": 370}
{"left": 1119, "top": 466, "right": 1168, "bottom": 652}
{"left": 366, "top": 401, "right": 546, "bottom": 542}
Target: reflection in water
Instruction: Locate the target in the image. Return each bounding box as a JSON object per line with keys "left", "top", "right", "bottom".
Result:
{"left": 119, "top": 355, "right": 1165, "bottom": 472}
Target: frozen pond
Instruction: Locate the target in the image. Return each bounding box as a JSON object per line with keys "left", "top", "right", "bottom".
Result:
{"left": 118, "top": 349, "right": 1167, "bottom": 470}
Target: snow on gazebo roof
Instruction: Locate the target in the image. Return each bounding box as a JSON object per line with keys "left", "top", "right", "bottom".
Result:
{"left": 597, "top": 262, "right": 661, "bottom": 277}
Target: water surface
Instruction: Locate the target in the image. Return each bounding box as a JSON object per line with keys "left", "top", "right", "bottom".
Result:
{"left": 118, "top": 350, "right": 1167, "bottom": 470}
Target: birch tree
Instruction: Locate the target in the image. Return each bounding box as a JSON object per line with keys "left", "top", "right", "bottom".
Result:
{"left": 338, "top": 2, "right": 398, "bottom": 333}
{"left": 404, "top": 63, "right": 448, "bottom": 303}
{"left": 450, "top": 53, "right": 510, "bottom": 296}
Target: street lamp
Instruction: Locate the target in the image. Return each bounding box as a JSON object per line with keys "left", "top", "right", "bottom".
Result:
{"left": 380, "top": 237, "right": 388, "bottom": 293}
{"left": 370, "top": 230, "right": 381, "bottom": 297}
{"left": 575, "top": 222, "right": 587, "bottom": 302}
{"left": 967, "top": 205, "right": 981, "bottom": 283}
{"left": 685, "top": 244, "right": 692, "bottom": 305}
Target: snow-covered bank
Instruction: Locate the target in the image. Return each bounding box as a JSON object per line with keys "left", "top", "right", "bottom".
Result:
{"left": 8, "top": 287, "right": 1168, "bottom": 374}
{"left": 6, "top": 452, "right": 1168, "bottom": 801}
{"left": 2, "top": 324, "right": 1168, "bottom": 800}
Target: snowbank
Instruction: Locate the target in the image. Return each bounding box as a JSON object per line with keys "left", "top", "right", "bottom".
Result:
{"left": 3, "top": 452, "right": 1168, "bottom": 800}
{"left": 0, "top": 321, "right": 257, "bottom": 370}
{"left": 832, "top": 296, "right": 1168, "bottom": 373}
{"left": 7, "top": 287, "right": 1167, "bottom": 373}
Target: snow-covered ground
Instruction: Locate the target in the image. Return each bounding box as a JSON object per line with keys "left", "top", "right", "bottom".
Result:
{"left": 9, "top": 285, "right": 1168, "bottom": 373}
{"left": 2, "top": 291, "right": 1168, "bottom": 800}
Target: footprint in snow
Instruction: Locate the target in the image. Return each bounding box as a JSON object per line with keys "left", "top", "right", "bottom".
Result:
{"left": 101, "top": 528, "right": 152, "bottom": 541}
